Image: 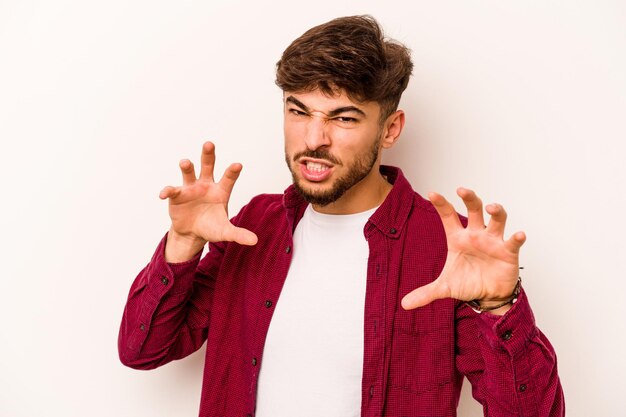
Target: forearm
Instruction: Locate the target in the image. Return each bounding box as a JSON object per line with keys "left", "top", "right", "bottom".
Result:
{"left": 457, "top": 290, "right": 565, "bottom": 416}
{"left": 165, "top": 227, "right": 207, "bottom": 263}
{"left": 118, "top": 234, "right": 210, "bottom": 369}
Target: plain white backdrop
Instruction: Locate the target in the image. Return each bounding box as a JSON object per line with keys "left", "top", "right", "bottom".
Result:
{"left": 1, "top": 1, "right": 625, "bottom": 416}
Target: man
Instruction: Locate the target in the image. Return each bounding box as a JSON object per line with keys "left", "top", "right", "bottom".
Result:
{"left": 119, "top": 15, "right": 564, "bottom": 416}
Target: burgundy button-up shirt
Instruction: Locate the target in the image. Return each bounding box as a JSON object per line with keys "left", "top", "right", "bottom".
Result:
{"left": 119, "top": 166, "right": 564, "bottom": 416}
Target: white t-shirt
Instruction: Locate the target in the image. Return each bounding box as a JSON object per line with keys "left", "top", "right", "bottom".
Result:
{"left": 255, "top": 204, "right": 375, "bottom": 417}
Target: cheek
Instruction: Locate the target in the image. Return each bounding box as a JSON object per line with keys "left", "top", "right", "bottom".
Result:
{"left": 283, "top": 122, "right": 301, "bottom": 145}
{"left": 284, "top": 123, "right": 311, "bottom": 158}
{"left": 283, "top": 132, "right": 296, "bottom": 158}
{"left": 332, "top": 131, "right": 371, "bottom": 154}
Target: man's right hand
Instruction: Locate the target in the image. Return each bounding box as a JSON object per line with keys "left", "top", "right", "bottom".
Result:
{"left": 159, "top": 141, "right": 258, "bottom": 262}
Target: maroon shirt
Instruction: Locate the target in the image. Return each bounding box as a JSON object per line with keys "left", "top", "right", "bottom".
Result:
{"left": 119, "top": 166, "right": 564, "bottom": 417}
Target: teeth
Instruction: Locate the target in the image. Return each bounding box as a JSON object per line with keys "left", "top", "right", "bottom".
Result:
{"left": 306, "top": 161, "right": 329, "bottom": 172}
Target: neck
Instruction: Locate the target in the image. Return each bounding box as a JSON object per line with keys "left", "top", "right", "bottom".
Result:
{"left": 312, "top": 165, "right": 392, "bottom": 215}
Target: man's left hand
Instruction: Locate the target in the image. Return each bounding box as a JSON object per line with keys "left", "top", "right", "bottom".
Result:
{"left": 401, "top": 188, "right": 526, "bottom": 314}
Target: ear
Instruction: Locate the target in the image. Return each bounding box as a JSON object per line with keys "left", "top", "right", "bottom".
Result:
{"left": 381, "top": 110, "right": 405, "bottom": 149}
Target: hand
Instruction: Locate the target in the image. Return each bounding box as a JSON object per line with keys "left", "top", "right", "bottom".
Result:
{"left": 401, "top": 188, "right": 525, "bottom": 311}
{"left": 159, "top": 142, "right": 258, "bottom": 261}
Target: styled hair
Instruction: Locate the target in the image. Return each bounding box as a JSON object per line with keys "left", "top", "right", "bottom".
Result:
{"left": 275, "top": 15, "right": 413, "bottom": 121}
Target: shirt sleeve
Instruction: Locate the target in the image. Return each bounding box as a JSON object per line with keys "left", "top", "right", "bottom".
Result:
{"left": 117, "top": 233, "right": 224, "bottom": 370}
{"left": 455, "top": 288, "right": 565, "bottom": 416}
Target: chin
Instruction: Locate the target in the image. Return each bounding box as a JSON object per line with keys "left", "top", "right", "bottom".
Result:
{"left": 292, "top": 178, "right": 346, "bottom": 206}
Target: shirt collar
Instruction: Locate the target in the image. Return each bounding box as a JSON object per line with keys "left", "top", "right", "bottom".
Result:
{"left": 367, "top": 165, "right": 414, "bottom": 239}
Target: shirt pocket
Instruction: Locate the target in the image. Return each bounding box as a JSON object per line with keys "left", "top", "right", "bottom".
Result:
{"left": 388, "top": 298, "right": 455, "bottom": 395}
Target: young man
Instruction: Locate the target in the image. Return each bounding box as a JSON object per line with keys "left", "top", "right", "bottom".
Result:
{"left": 119, "top": 15, "right": 564, "bottom": 417}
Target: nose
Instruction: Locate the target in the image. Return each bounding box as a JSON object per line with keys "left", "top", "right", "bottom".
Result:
{"left": 304, "top": 112, "right": 331, "bottom": 150}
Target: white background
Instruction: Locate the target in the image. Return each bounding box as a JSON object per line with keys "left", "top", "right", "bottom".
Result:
{"left": 1, "top": 1, "right": 624, "bottom": 416}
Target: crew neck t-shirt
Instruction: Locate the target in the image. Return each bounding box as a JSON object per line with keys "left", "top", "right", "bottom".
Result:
{"left": 255, "top": 204, "right": 377, "bottom": 416}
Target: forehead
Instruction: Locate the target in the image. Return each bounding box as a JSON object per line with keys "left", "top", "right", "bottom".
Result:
{"left": 284, "top": 90, "right": 380, "bottom": 116}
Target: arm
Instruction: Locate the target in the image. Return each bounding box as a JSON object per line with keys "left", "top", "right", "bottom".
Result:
{"left": 456, "top": 290, "right": 565, "bottom": 416}
{"left": 402, "top": 188, "right": 564, "bottom": 415}
{"left": 118, "top": 141, "right": 256, "bottom": 369}
{"left": 118, "top": 235, "right": 216, "bottom": 369}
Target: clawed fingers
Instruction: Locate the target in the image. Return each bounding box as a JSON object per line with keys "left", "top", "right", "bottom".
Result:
{"left": 504, "top": 231, "right": 526, "bottom": 253}
{"left": 457, "top": 187, "right": 485, "bottom": 230}
{"left": 226, "top": 224, "right": 259, "bottom": 246}
{"left": 199, "top": 141, "right": 216, "bottom": 182}
{"left": 179, "top": 159, "right": 196, "bottom": 185}
{"left": 218, "top": 163, "right": 243, "bottom": 195}
{"left": 401, "top": 279, "right": 450, "bottom": 310}
{"left": 428, "top": 191, "right": 463, "bottom": 234}
{"left": 450, "top": 187, "right": 511, "bottom": 238}
{"left": 159, "top": 186, "right": 181, "bottom": 200}
{"left": 164, "top": 141, "right": 244, "bottom": 204}
{"left": 435, "top": 188, "right": 525, "bottom": 250}
{"left": 485, "top": 203, "right": 507, "bottom": 237}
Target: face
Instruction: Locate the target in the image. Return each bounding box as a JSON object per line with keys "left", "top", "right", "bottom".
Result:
{"left": 283, "top": 90, "right": 386, "bottom": 207}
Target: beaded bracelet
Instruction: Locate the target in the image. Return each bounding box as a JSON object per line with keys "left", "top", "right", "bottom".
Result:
{"left": 466, "top": 278, "right": 522, "bottom": 313}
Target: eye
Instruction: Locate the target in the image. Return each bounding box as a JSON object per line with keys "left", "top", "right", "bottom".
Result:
{"left": 333, "top": 116, "right": 358, "bottom": 124}
{"left": 288, "top": 108, "right": 308, "bottom": 117}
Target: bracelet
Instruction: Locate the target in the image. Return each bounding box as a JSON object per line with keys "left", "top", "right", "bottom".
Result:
{"left": 466, "top": 278, "right": 522, "bottom": 313}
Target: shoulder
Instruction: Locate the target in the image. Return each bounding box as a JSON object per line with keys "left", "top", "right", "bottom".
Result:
{"left": 404, "top": 191, "right": 445, "bottom": 238}
{"left": 410, "top": 190, "right": 438, "bottom": 215}
{"left": 233, "top": 193, "right": 285, "bottom": 222}
{"left": 406, "top": 190, "right": 468, "bottom": 230}
{"left": 244, "top": 193, "right": 284, "bottom": 210}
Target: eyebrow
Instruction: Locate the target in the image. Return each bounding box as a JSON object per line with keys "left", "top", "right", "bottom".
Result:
{"left": 285, "top": 96, "right": 366, "bottom": 117}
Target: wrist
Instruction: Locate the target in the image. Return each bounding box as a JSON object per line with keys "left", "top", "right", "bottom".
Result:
{"left": 477, "top": 302, "right": 513, "bottom": 316}
{"left": 466, "top": 278, "right": 522, "bottom": 314}
{"left": 165, "top": 228, "right": 207, "bottom": 263}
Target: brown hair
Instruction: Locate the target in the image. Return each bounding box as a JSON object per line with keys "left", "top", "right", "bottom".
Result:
{"left": 275, "top": 15, "right": 413, "bottom": 121}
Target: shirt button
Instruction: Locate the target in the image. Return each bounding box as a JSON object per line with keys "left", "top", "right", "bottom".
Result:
{"left": 519, "top": 383, "right": 527, "bottom": 392}
{"left": 140, "top": 324, "right": 145, "bottom": 332}
{"left": 252, "top": 357, "right": 257, "bottom": 366}
{"left": 389, "top": 228, "right": 397, "bottom": 234}
{"left": 265, "top": 300, "right": 273, "bottom": 308}
{"left": 502, "top": 330, "right": 513, "bottom": 341}
{"left": 161, "top": 276, "right": 169, "bottom": 285}
{"left": 285, "top": 246, "right": 291, "bottom": 254}
{"left": 369, "top": 385, "right": 374, "bottom": 397}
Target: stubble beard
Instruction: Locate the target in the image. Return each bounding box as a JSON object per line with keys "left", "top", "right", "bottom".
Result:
{"left": 285, "top": 134, "right": 382, "bottom": 207}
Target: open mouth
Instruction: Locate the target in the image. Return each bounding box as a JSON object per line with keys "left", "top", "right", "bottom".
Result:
{"left": 299, "top": 158, "right": 334, "bottom": 182}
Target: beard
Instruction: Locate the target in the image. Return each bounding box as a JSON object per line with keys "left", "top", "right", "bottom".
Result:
{"left": 285, "top": 135, "right": 382, "bottom": 207}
